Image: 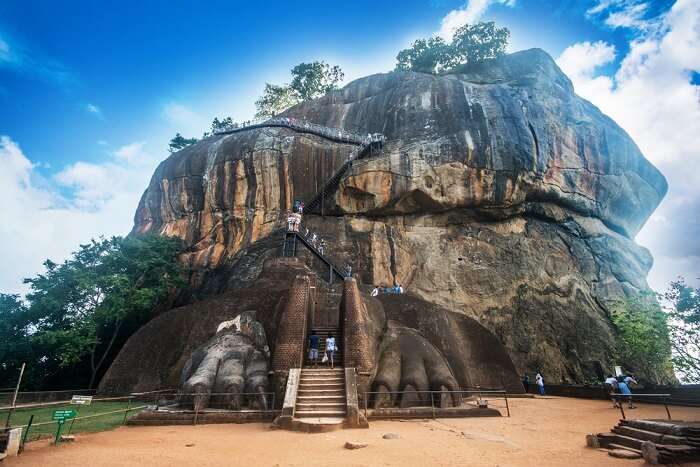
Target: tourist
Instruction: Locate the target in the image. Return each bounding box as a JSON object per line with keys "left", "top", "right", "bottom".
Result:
{"left": 522, "top": 374, "right": 530, "bottom": 393}
{"left": 325, "top": 333, "right": 337, "bottom": 369}
{"left": 345, "top": 264, "right": 352, "bottom": 277}
{"left": 309, "top": 331, "right": 320, "bottom": 367}
{"left": 617, "top": 375, "right": 636, "bottom": 409}
{"left": 304, "top": 227, "right": 310, "bottom": 237}
{"left": 604, "top": 374, "right": 619, "bottom": 408}
{"left": 299, "top": 201, "right": 305, "bottom": 214}
{"left": 371, "top": 286, "right": 379, "bottom": 297}
{"left": 319, "top": 239, "right": 326, "bottom": 255}
{"left": 311, "top": 233, "right": 318, "bottom": 247}
{"left": 398, "top": 284, "right": 404, "bottom": 294}
{"left": 291, "top": 211, "right": 302, "bottom": 232}
{"left": 286, "top": 211, "right": 295, "bottom": 232}
{"left": 535, "top": 372, "right": 545, "bottom": 396}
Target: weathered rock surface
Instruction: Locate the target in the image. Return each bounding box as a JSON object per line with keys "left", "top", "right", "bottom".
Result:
{"left": 118, "top": 48, "right": 667, "bottom": 384}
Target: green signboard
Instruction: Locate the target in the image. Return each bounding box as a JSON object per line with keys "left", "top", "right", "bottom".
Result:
{"left": 52, "top": 409, "right": 77, "bottom": 422}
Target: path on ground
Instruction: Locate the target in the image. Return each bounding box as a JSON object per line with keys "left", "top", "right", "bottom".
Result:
{"left": 6, "top": 397, "right": 700, "bottom": 466}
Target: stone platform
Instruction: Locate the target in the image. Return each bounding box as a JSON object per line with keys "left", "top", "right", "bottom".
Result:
{"left": 128, "top": 408, "right": 277, "bottom": 426}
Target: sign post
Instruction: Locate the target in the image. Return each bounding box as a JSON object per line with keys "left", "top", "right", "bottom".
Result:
{"left": 52, "top": 409, "right": 77, "bottom": 444}
{"left": 66, "top": 395, "right": 91, "bottom": 435}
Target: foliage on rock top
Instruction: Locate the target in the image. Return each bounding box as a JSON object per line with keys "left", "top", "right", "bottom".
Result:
{"left": 395, "top": 21, "right": 510, "bottom": 74}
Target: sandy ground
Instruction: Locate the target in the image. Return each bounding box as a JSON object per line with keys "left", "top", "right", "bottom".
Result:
{"left": 6, "top": 397, "right": 700, "bottom": 467}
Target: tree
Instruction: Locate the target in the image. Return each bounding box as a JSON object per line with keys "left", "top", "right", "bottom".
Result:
{"left": 289, "top": 61, "right": 344, "bottom": 101}
{"left": 0, "top": 295, "right": 36, "bottom": 388}
{"left": 395, "top": 37, "right": 453, "bottom": 74}
{"left": 21, "top": 235, "right": 186, "bottom": 388}
{"left": 450, "top": 21, "right": 510, "bottom": 67}
{"left": 664, "top": 279, "right": 700, "bottom": 383}
{"left": 394, "top": 21, "right": 510, "bottom": 74}
{"left": 254, "top": 61, "right": 344, "bottom": 118}
{"left": 210, "top": 117, "right": 234, "bottom": 134}
{"left": 168, "top": 133, "right": 198, "bottom": 153}
{"left": 255, "top": 84, "right": 301, "bottom": 118}
{"left": 610, "top": 292, "right": 674, "bottom": 384}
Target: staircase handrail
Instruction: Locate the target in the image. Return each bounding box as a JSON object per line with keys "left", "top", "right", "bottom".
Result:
{"left": 213, "top": 116, "right": 378, "bottom": 146}
{"left": 288, "top": 231, "right": 347, "bottom": 281}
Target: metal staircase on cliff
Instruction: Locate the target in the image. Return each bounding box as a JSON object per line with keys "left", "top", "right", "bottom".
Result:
{"left": 281, "top": 231, "right": 346, "bottom": 283}
{"left": 213, "top": 115, "right": 385, "bottom": 215}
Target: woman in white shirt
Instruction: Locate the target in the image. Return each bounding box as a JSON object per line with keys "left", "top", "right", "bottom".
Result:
{"left": 325, "top": 334, "right": 337, "bottom": 369}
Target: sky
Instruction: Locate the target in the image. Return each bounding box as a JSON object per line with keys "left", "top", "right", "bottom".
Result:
{"left": 0, "top": 0, "right": 698, "bottom": 294}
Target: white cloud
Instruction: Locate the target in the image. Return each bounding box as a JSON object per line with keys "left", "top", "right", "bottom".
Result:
{"left": 162, "top": 102, "right": 206, "bottom": 135}
{"left": 606, "top": 2, "right": 649, "bottom": 29}
{"left": 557, "top": 41, "right": 617, "bottom": 100}
{"left": 85, "top": 103, "right": 103, "bottom": 118}
{"left": 0, "top": 136, "right": 162, "bottom": 294}
{"left": 557, "top": 0, "right": 700, "bottom": 290}
{"left": 438, "top": 0, "right": 516, "bottom": 40}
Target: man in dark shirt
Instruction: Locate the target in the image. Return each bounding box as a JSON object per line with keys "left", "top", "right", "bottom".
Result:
{"left": 309, "top": 331, "right": 320, "bottom": 367}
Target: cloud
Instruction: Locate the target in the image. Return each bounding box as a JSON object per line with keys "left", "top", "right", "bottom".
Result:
{"left": 557, "top": 0, "right": 700, "bottom": 290}
{"left": 0, "top": 136, "right": 162, "bottom": 294}
{"left": 0, "top": 33, "right": 75, "bottom": 88}
{"left": 85, "top": 103, "right": 103, "bottom": 119}
{"left": 438, "top": 0, "right": 516, "bottom": 40}
{"left": 162, "top": 102, "right": 206, "bottom": 135}
{"left": 97, "top": 140, "right": 109, "bottom": 146}
{"left": 556, "top": 41, "right": 616, "bottom": 99}
{"left": 587, "top": 0, "right": 656, "bottom": 31}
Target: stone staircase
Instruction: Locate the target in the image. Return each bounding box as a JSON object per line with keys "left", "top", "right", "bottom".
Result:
{"left": 294, "top": 367, "right": 347, "bottom": 423}
{"left": 592, "top": 419, "right": 700, "bottom": 463}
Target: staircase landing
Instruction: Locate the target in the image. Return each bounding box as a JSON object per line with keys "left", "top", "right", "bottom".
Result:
{"left": 291, "top": 367, "right": 347, "bottom": 432}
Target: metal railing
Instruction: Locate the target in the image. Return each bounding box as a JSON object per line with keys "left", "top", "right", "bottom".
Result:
{"left": 611, "top": 393, "right": 673, "bottom": 420}
{"left": 362, "top": 389, "right": 511, "bottom": 419}
{"left": 213, "top": 116, "right": 385, "bottom": 147}
{"left": 1, "top": 389, "right": 277, "bottom": 452}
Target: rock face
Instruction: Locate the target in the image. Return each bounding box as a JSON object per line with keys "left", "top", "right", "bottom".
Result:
{"left": 120, "top": 48, "right": 667, "bottom": 384}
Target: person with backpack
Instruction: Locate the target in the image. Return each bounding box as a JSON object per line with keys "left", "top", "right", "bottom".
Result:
{"left": 617, "top": 375, "right": 636, "bottom": 409}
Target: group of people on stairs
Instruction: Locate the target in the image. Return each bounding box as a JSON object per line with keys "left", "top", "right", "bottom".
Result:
{"left": 308, "top": 331, "right": 338, "bottom": 368}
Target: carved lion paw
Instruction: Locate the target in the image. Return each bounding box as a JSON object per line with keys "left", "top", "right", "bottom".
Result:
{"left": 371, "top": 322, "right": 460, "bottom": 408}
{"left": 179, "top": 311, "right": 270, "bottom": 411}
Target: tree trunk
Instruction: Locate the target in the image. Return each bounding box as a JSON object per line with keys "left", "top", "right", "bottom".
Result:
{"left": 89, "top": 321, "right": 122, "bottom": 389}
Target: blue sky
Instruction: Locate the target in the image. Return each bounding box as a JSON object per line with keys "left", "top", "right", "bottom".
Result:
{"left": 1, "top": 0, "right": 699, "bottom": 293}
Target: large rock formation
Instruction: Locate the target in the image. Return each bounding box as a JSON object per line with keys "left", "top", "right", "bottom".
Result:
{"left": 113, "top": 48, "right": 667, "bottom": 386}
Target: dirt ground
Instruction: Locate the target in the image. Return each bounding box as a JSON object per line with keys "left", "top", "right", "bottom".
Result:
{"left": 6, "top": 397, "right": 700, "bottom": 467}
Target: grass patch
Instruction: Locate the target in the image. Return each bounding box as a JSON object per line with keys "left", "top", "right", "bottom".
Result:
{"left": 2, "top": 401, "right": 146, "bottom": 442}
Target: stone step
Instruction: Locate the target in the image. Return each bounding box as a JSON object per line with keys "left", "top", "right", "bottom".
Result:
{"left": 613, "top": 426, "right": 685, "bottom": 445}
{"left": 600, "top": 433, "right": 644, "bottom": 450}
{"left": 297, "top": 395, "right": 346, "bottom": 402}
{"left": 297, "top": 388, "right": 345, "bottom": 396}
{"left": 300, "top": 377, "right": 344, "bottom": 383}
{"left": 295, "top": 402, "right": 346, "bottom": 410}
{"left": 299, "top": 382, "right": 345, "bottom": 389}
{"left": 294, "top": 410, "right": 347, "bottom": 418}
{"left": 607, "top": 443, "right": 642, "bottom": 455}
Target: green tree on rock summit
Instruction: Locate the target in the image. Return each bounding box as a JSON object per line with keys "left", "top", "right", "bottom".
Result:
{"left": 396, "top": 21, "right": 510, "bottom": 74}
{"left": 255, "top": 61, "right": 344, "bottom": 118}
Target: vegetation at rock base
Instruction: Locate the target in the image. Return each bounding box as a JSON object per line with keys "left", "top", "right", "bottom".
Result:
{"left": 610, "top": 292, "right": 674, "bottom": 384}
{"left": 0, "top": 234, "right": 186, "bottom": 390}
{"left": 255, "top": 61, "right": 344, "bottom": 118}
{"left": 396, "top": 21, "right": 510, "bottom": 74}
{"left": 664, "top": 279, "right": 700, "bottom": 383}
{"left": 168, "top": 132, "right": 199, "bottom": 153}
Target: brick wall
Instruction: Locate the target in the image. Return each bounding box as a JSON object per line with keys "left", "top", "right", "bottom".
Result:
{"left": 271, "top": 274, "right": 311, "bottom": 372}
{"left": 342, "top": 278, "right": 374, "bottom": 374}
